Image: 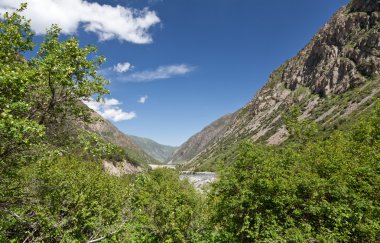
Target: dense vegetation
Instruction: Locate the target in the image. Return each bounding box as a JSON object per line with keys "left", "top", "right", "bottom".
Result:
{"left": 1, "top": 5, "right": 379, "bottom": 242}
{"left": 208, "top": 104, "right": 380, "bottom": 241}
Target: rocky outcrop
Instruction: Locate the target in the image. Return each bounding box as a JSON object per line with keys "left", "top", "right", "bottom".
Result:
{"left": 102, "top": 160, "right": 142, "bottom": 176}
{"left": 176, "top": 0, "right": 380, "bottom": 170}
{"left": 349, "top": 0, "right": 380, "bottom": 13}
{"left": 282, "top": 1, "right": 380, "bottom": 96}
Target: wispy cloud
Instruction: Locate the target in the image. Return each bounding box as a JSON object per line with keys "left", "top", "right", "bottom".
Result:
{"left": 0, "top": 0, "right": 160, "bottom": 43}
{"left": 120, "top": 64, "right": 194, "bottom": 82}
{"left": 114, "top": 62, "right": 133, "bottom": 73}
{"left": 138, "top": 95, "right": 148, "bottom": 104}
{"left": 148, "top": 0, "right": 164, "bottom": 4}
{"left": 83, "top": 98, "right": 136, "bottom": 122}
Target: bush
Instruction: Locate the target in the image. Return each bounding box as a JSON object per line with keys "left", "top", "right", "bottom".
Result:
{"left": 0, "top": 157, "right": 131, "bottom": 242}
{"left": 208, "top": 101, "right": 380, "bottom": 242}
{"left": 127, "top": 169, "right": 207, "bottom": 242}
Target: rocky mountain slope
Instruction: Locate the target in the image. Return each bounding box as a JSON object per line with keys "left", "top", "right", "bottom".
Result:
{"left": 169, "top": 114, "right": 234, "bottom": 164}
{"left": 129, "top": 135, "right": 178, "bottom": 163}
{"left": 174, "top": 0, "right": 380, "bottom": 171}
{"left": 85, "top": 111, "right": 159, "bottom": 165}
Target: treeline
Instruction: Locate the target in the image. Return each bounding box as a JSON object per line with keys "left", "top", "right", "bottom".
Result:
{"left": 1, "top": 6, "right": 380, "bottom": 242}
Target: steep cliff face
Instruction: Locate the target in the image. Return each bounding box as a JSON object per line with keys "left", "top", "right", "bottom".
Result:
{"left": 176, "top": 0, "right": 380, "bottom": 170}
{"left": 281, "top": 0, "right": 380, "bottom": 95}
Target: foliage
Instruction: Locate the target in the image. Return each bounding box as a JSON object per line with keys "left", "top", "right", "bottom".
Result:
{"left": 283, "top": 105, "right": 318, "bottom": 144}
{"left": 208, "top": 101, "right": 380, "bottom": 242}
{"left": 78, "top": 132, "right": 126, "bottom": 162}
{"left": 29, "top": 25, "right": 109, "bottom": 126}
{"left": 1, "top": 163, "right": 209, "bottom": 242}
{"left": 1, "top": 157, "right": 131, "bottom": 242}
{"left": 0, "top": 4, "right": 109, "bottom": 167}
{"left": 126, "top": 169, "right": 207, "bottom": 242}
{"left": 0, "top": 4, "right": 44, "bottom": 168}
{"left": 0, "top": 6, "right": 129, "bottom": 242}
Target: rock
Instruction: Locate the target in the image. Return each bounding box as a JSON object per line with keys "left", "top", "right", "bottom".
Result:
{"left": 102, "top": 160, "right": 142, "bottom": 176}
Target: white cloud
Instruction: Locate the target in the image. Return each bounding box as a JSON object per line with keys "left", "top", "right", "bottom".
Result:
{"left": 0, "top": 0, "right": 160, "bottom": 43}
{"left": 121, "top": 64, "right": 193, "bottom": 82}
{"left": 101, "top": 108, "right": 136, "bottom": 121}
{"left": 103, "top": 98, "right": 122, "bottom": 106}
{"left": 114, "top": 62, "right": 132, "bottom": 73}
{"left": 138, "top": 95, "right": 148, "bottom": 104}
{"left": 83, "top": 98, "right": 136, "bottom": 122}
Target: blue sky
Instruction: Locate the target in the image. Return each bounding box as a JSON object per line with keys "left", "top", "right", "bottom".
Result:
{"left": 1, "top": 0, "right": 349, "bottom": 146}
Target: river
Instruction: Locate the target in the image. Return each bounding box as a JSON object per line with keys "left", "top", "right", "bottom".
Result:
{"left": 180, "top": 172, "right": 217, "bottom": 190}
{"left": 148, "top": 164, "right": 217, "bottom": 190}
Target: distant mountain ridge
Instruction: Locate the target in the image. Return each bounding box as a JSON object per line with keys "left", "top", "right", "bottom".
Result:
{"left": 129, "top": 135, "right": 178, "bottom": 163}
{"left": 170, "top": 0, "right": 380, "bottom": 171}
{"left": 168, "top": 114, "right": 234, "bottom": 164}
{"left": 85, "top": 111, "right": 159, "bottom": 165}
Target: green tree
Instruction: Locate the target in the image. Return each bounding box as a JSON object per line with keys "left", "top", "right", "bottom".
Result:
{"left": 0, "top": 5, "right": 115, "bottom": 241}
{"left": 30, "top": 25, "right": 109, "bottom": 127}
{"left": 0, "top": 4, "right": 110, "bottom": 167}
{"left": 0, "top": 4, "right": 44, "bottom": 168}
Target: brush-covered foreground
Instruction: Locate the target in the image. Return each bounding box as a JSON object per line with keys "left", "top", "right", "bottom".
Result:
{"left": 2, "top": 101, "right": 379, "bottom": 242}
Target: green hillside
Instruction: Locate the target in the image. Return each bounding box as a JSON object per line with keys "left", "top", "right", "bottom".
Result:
{"left": 129, "top": 135, "right": 178, "bottom": 163}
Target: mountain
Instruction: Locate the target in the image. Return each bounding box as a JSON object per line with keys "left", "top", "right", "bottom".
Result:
{"left": 169, "top": 114, "right": 234, "bottom": 164}
{"left": 129, "top": 135, "right": 178, "bottom": 163}
{"left": 85, "top": 111, "right": 160, "bottom": 165}
{"left": 173, "top": 0, "right": 380, "bottom": 171}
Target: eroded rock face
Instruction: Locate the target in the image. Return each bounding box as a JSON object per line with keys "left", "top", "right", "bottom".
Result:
{"left": 349, "top": 0, "right": 380, "bottom": 13}
{"left": 103, "top": 160, "right": 142, "bottom": 176}
{"left": 236, "top": 0, "right": 380, "bottom": 141}
{"left": 282, "top": 4, "right": 380, "bottom": 95}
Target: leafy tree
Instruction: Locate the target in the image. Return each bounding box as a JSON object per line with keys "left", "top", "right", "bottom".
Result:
{"left": 0, "top": 5, "right": 117, "bottom": 241}
{"left": 29, "top": 25, "right": 109, "bottom": 127}
{"left": 0, "top": 4, "right": 109, "bottom": 167}
{"left": 0, "top": 4, "right": 44, "bottom": 168}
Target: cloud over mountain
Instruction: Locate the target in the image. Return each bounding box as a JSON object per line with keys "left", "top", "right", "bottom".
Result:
{"left": 84, "top": 98, "right": 136, "bottom": 122}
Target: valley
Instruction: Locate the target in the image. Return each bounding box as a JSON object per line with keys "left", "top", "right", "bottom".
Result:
{"left": 1, "top": 0, "right": 379, "bottom": 242}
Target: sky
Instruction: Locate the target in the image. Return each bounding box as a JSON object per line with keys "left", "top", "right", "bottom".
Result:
{"left": 0, "top": 0, "right": 350, "bottom": 146}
